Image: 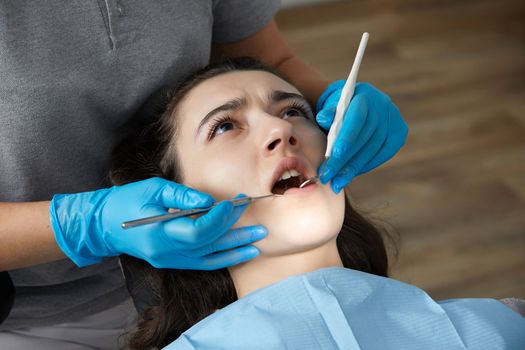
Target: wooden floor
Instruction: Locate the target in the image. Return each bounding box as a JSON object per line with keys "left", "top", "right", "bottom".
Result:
{"left": 276, "top": 0, "right": 525, "bottom": 300}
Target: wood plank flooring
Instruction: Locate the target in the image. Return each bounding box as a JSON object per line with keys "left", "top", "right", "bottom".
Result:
{"left": 275, "top": 0, "right": 525, "bottom": 300}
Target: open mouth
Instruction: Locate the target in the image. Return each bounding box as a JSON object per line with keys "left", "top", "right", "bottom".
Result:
{"left": 269, "top": 157, "right": 314, "bottom": 195}
{"left": 271, "top": 170, "right": 309, "bottom": 195}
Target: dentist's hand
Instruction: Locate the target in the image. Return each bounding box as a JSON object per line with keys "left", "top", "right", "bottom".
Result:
{"left": 316, "top": 81, "right": 408, "bottom": 193}
{"left": 49, "top": 177, "right": 266, "bottom": 269}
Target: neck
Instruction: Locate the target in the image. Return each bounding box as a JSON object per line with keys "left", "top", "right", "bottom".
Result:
{"left": 229, "top": 239, "right": 343, "bottom": 298}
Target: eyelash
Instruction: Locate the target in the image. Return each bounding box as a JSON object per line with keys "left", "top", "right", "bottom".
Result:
{"left": 206, "top": 101, "right": 312, "bottom": 141}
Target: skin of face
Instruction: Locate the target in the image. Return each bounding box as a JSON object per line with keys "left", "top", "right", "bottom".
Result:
{"left": 175, "top": 70, "right": 345, "bottom": 257}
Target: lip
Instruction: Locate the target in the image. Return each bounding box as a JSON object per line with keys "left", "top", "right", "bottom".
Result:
{"left": 268, "top": 156, "right": 315, "bottom": 194}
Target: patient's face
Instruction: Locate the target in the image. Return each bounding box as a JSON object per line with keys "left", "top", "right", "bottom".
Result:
{"left": 175, "top": 70, "right": 345, "bottom": 256}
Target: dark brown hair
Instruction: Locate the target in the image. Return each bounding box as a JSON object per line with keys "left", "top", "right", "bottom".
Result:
{"left": 110, "top": 57, "right": 397, "bottom": 349}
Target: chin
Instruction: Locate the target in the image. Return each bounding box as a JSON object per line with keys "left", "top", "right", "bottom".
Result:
{"left": 256, "top": 198, "right": 345, "bottom": 256}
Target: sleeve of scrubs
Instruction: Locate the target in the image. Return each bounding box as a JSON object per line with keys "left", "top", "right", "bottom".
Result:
{"left": 211, "top": 0, "right": 281, "bottom": 43}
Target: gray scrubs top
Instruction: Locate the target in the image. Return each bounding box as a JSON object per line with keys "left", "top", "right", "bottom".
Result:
{"left": 0, "top": 0, "right": 280, "bottom": 330}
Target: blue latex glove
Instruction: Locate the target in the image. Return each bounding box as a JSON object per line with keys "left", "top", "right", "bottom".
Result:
{"left": 49, "top": 177, "right": 267, "bottom": 269}
{"left": 316, "top": 81, "right": 408, "bottom": 193}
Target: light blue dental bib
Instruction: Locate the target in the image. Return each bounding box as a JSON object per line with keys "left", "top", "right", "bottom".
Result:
{"left": 165, "top": 267, "right": 525, "bottom": 349}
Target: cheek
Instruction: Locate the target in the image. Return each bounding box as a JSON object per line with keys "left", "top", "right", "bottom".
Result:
{"left": 299, "top": 123, "right": 327, "bottom": 163}
{"left": 179, "top": 147, "right": 256, "bottom": 202}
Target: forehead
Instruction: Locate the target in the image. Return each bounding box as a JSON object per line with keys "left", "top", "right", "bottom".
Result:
{"left": 178, "top": 70, "right": 300, "bottom": 118}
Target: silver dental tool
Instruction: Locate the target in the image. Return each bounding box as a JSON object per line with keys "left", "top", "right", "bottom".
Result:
{"left": 300, "top": 32, "right": 369, "bottom": 189}
{"left": 121, "top": 193, "right": 280, "bottom": 229}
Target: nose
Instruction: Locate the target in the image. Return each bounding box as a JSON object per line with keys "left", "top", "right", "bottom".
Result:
{"left": 261, "top": 117, "right": 299, "bottom": 157}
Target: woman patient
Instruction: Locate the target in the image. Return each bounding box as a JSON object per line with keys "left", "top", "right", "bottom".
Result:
{"left": 110, "top": 58, "right": 524, "bottom": 349}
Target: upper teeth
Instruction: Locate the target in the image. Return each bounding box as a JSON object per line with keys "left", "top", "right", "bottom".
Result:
{"left": 279, "top": 169, "right": 301, "bottom": 181}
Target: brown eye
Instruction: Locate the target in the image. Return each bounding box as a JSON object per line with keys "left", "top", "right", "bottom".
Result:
{"left": 281, "top": 100, "right": 313, "bottom": 121}
{"left": 283, "top": 107, "right": 306, "bottom": 119}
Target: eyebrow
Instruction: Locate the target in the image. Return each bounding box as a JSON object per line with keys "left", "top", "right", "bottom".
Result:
{"left": 269, "top": 90, "right": 306, "bottom": 105}
{"left": 195, "top": 90, "right": 310, "bottom": 138}
{"left": 195, "top": 97, "right": 246, "bottom": 138}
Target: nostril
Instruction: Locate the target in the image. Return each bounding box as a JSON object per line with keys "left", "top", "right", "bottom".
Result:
{"left": 268, "top": 139, "right": 281, "bottom": 151}
{"left": 289, "top": 136, "right": 297, "bottom": 146}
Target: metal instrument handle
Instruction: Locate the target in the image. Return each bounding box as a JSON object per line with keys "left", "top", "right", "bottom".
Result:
{"left": 121, "top": 194, "right": 275, "bottom": 229}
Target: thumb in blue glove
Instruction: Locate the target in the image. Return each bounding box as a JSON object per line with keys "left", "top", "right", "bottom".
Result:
{"left": 316, "top": 81, "right": 408, "bottom": 193}
{"left": 50, "top": 177, "right": 267, "bottom": 269}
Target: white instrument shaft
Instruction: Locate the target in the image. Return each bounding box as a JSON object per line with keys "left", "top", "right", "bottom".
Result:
{"left": 325, "top": 32, "right": 369, "bottom": 157}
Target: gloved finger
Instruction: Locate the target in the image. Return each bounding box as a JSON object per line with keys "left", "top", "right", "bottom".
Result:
{"left": 163, "top": 194, "right": 248, "bottom": 249}
{"left": 150, "top": 177, "right": 215, "bottom": 210}
{"left": 315, "top": 81, "right": 345, "bottom": 131}
{"left": 162, "top": 200, "right": 233, "bottom": 249}
{"left": 316, "top": 106, "right": 337, "bottom": 131}
{"left": 330, "top": 119, "right": 388, "bottom": 193}
{"left": 147, "top": 253, "right": 202, "bottom": 270}
{"left": 229, "top": 193, "right": 250, "bottom": 220}
{"left": 182, "top": 225, "right": 268, "bottom": 258}
{"left": 320, "top": 95, "right": 372, "bottom": 184}
{"left": 197, "top": 245, "right": 260, "bottom": 270}
{"left": 358, "top": 104, "right": 408, "bottom": 175}
{"left": 191, "top": 194, "right": 251, "bottom": 248}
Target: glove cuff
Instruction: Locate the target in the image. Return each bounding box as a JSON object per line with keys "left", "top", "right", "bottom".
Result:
{"left": 49, "top": 190, "right": 112, "bottom": 267}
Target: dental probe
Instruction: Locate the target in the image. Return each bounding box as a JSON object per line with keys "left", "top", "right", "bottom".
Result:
{"left": 121, "top": 193, "right": 280, "bottom": 229}
{"left": 300, "top": 32, "right": 369, "bottom": 188}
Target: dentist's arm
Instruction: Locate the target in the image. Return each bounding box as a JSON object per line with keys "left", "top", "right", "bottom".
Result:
{"left": 212, "top": 19, "right": 408, "bottom": 191}
{"left": 0, "top": 201, "right": 65, "bottom": 271}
